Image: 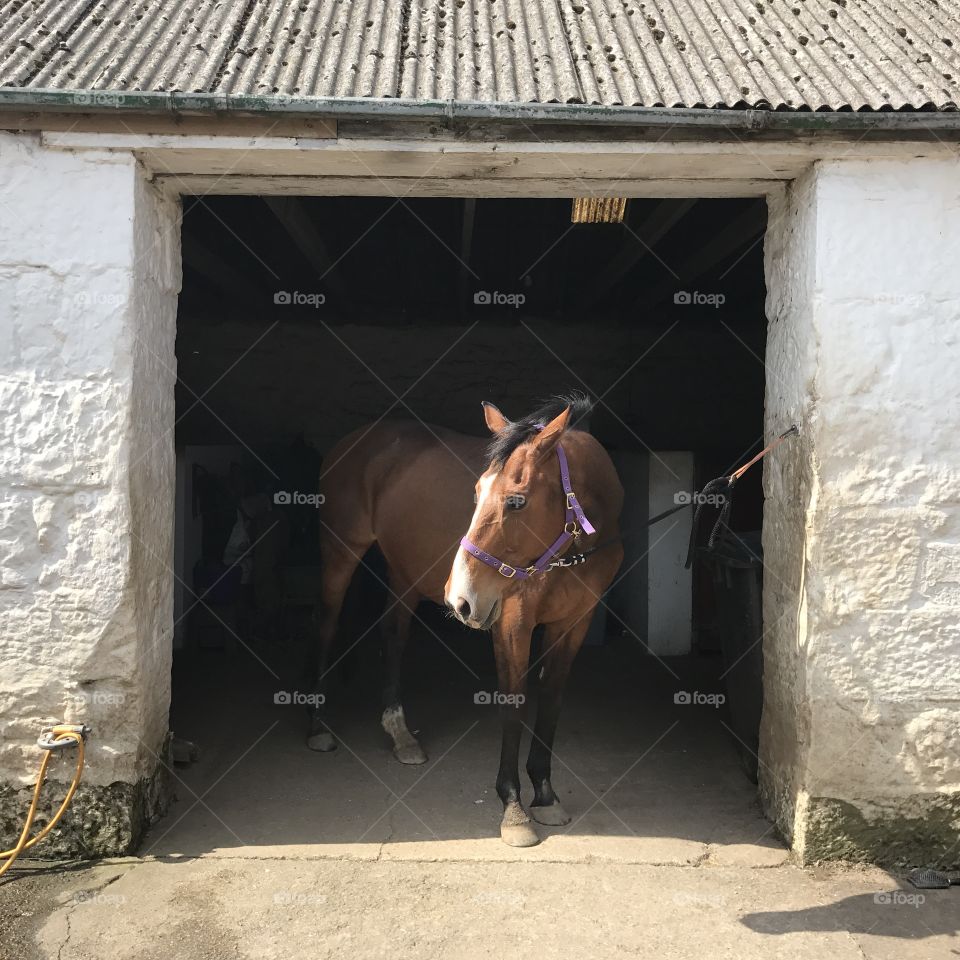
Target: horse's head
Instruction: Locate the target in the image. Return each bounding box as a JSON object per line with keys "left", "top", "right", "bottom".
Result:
{"left": 444, "top": 401, "right": 577, "bottom": 630}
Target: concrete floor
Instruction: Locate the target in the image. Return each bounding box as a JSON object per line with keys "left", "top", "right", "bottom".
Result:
{"left": 3, "top": 618, "right": 958, "bottom": 958}
{"left": 155, "top": 613, "right": 782, "bottom": 864}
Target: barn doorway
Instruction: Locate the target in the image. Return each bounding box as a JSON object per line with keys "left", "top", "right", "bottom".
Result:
{"left": 155, "top": 195, "right": 778, "bottom": 860}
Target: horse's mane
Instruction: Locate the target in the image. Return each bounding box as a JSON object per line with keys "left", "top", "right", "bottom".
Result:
{"left": 486, "top": 392, "right": 594, "bottom": 467}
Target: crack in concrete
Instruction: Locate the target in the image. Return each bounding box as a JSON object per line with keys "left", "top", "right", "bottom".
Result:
{"left": 375, "top": 810, "right": 397, "bottom": 861}
{"left": 846, "top": 933, "right": 871, "bottom": 960}
{"left": 700, "top": 843, "right": 793, "bottom": 869}
{"left": 133, "top": 851, "right": 790, "bottom": 868}
{"left": 55, "top": 908, "right": 71, "bottom": 960}
{"left": 690, "top": 846, "right": 711, "bottom": 867}
{"left": 53, "top": 866, "right": 134, "bottom": 960}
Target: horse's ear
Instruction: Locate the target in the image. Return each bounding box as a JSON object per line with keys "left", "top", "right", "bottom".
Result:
{"left": 531, "top": 406, "right": 571, "bottom": 459}
{"left": 482, "top": 402, "right": 511, "bottom": 434}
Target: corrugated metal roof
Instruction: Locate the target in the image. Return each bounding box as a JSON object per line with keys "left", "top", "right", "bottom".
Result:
{"left": 552, "top": 0, "right": 960, "bottom": 110}
{"left": 2, "top": 0, "right": 958, "bottom": 110}
{"left": 400, "top": 0, "right": 582, "bottom": 103}
{"left": 222, "top": 0, "right": 402, "bottom": 97}
{"left": 0, "top": 0, "right": 402, "bottom": 96}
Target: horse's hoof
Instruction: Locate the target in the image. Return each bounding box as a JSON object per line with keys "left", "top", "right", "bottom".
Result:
{"left": 394, "top": 742, "right": 428, "bottom": 765}
{"left": 530, "top": 802, "right": 571, "bottom": 826}
{"left": 306, "top": 732, "right": 337, "bottom": 752}
{"left": 500, "top": 821, "right": 541, "bottom": 847}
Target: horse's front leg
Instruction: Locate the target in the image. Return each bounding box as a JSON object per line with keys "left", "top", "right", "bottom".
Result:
{"left": 492, "top": 616, "right": 538, "bottom": 847}
{"left": 527, "top": 613, "right": 593, "bottom": 826}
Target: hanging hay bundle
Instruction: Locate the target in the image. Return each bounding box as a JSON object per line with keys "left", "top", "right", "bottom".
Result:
{"left": 571, "top": 197, "right": 628, "bottom": 223}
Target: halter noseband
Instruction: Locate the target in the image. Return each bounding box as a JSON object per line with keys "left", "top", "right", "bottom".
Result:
{"left": 459, "top": 443, "right": 595, "bottom": 580}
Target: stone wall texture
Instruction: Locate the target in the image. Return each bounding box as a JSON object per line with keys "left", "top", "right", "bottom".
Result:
{"left": 1, "top": 129, "right": 957, "bottom": 864}
{"left": 761, "top": 158, "right": 960, "bottom": 866}
{"left": 0, "top": 133, "right": 181, "bottom": 854}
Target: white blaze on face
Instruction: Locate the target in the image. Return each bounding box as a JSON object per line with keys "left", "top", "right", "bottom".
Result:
{"left": 446, "top": 471, "right": 497, "bottom": 624}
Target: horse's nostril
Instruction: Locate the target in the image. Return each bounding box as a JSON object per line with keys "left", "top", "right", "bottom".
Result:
{"left": 456, "top": 598, "right": 471, "bottom": 620}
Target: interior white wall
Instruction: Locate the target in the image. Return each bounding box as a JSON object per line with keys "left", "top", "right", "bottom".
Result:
{"left": 609, "top": 450, "right": 649, "bottom": 646}
{"left": 647, "top": 452, "right": 694, "bottom": 656}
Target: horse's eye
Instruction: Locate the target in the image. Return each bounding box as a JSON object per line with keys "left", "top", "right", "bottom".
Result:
{"left": 504, "top": 494, "right": 526, "bottom": 511}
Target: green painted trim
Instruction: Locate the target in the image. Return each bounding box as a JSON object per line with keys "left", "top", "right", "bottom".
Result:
{"left": 2, "top": 87, "right": 960, "bottom": 134}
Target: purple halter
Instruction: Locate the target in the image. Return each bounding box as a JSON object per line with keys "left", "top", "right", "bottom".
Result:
{"left": 459, "top": 443, "right": 596, "bottom": 580}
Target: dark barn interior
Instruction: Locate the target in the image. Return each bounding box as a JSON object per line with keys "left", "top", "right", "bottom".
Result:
{"left": 156, "top": 195, "right": 779, "bottom": 858}
{"left": 175, "top": 195, "right": 765, "bottom": 463}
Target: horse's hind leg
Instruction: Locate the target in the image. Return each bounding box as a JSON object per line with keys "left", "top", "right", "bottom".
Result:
{"left": 526, "top": 613, "right": 593, "bottom": 826}
{"left": 380, "top": 582, "right": 427, "bottom": 765}
{"left": 306, "top": 540, "right": 368, "bottom": 752}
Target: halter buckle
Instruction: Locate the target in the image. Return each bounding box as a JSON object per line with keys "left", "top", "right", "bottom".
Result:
{"left": 566, "top": 492, "right": 577, "bottom": 510}
{"left": 498, "top": 563, "right": 517, "bottom": 578}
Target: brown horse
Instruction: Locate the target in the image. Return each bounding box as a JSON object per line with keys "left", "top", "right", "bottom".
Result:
{"left": 306, "top": 395, "right": 624, "bottom": 846}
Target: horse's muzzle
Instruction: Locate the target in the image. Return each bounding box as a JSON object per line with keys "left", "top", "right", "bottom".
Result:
{"left": 446, "top": 596, "right": 500, "bottom": 631}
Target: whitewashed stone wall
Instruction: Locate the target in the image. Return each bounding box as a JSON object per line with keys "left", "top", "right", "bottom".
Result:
{"left": 1, "top": 128, "right": 956, "bottom": 863}
{"left": 762, "top": 158, "right": 960, "bottom": 865}
{"left": 0, "top": 133, "right": 180, "bottom": 853}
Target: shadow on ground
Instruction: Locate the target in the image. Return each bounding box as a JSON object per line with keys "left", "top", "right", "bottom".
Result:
{"left": 5, "top": 616, "right": 959, "bottom": 960}
{"left": 742, "top": 887, "right": 960, "bottom": 941}
{"left": 155, "top": 605, "right": 783, "bottom": 865}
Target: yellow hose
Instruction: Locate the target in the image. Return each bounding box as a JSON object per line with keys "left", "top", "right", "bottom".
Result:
{"left": 0, "top": 726, "right": 87, "bottom": 879}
